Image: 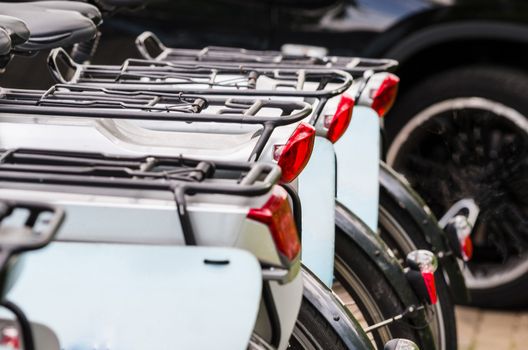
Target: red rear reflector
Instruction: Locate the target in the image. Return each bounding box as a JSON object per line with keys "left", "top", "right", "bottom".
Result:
{"left": 273, "top": 123, "right": 315, "bottom": 183}
{"left": 462, "top": 235, "right": 473, "bottom": 261}
{"left": 421, "top": 271, "right": 438, "bottom": 304}
{"left": 453, "top": 215, "right": 474, "bottom": 262}
{"left": 371, "top": 74, "right": 399, "bottom": 117}
{"left": 0, "top": 327, "right": 20, "bottom": 350}
{"left": 324, "top": 95, "right": 354, "bottom": 143}
{"left": 406, "top": 250, "right": 438, "bottom": 305}
{"left": 247, "top": 186, "right": 301, "bottom": 261}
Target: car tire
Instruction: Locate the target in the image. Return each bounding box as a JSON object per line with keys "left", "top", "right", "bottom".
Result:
{"left": 385, "top": 65, "right": 528, "bottom": 308}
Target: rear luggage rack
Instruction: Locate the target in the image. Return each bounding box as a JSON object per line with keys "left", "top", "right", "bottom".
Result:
{"left": 0, "top": 150, "right": 292, "bottom": 346}
{"left": 135, "top": 31, "right": 398, "bottom": 77}
{"left": 0, "top": 148, "right": 282, "bottom": 246}
{"left": 49, "top": 48, "right": 353, "bottom": 100}
{"left": 0, "top": 84, "right": 312, "bottom": 160}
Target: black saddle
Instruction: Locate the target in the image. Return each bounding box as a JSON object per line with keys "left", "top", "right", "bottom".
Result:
{"left": 0, "top": 14, "right": 29, "bottom": 47}
{"left": 0, "top": 2, "right": 100, "bottom": 51}
{"left": 0, "top": 16, "right": 28, "bottom": 69}
{"left": 0, "top": 28, "right": 11, "bottom": 57}
{"left": 25, "top": 1, "right": 102, "bottom": 25}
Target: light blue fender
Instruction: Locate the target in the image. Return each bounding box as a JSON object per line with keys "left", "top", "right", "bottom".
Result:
{"left": 297, "top": 136, "right": 336, "bottom": 287}
{"left": 335, "top": 106, "right": 380, "bottom": 231}
{"left": 6, "top": 243, "right": 262, "bottom": 350}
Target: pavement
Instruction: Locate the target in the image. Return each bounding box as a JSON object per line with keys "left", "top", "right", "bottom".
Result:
{"left": 456, "top": 307, "right": 528, "bottom": 350}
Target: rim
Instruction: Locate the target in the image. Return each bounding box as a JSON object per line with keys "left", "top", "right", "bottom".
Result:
{"left": 289, "top": 319, "right": 322, "bottom": 350}
{"left": 334, "top": 255, "right": 393, "bottom": 349}
{"left": 387, "top": 97, "right": 528, "bottom": 289}
{"left": 248, "top": 333, "right": 275, "bottom": 350}
{"left": 378, "top": 206, "right": 446, "bottom": 350}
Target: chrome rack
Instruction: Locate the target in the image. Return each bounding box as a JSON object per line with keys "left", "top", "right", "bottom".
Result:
{"left": 0, "top": 84, "right": 312, "bottom": 160}
{"left": 0, "top": 148, "right": 282, "bottom": 246}
{"left": 48, "top": 47, "right": 349, "bottom": 125}
{"left": 48, "top": 48, "right": 352, "bottom": 100}
{"left": 135, "top": 31, "right": 398, "bottom": 77}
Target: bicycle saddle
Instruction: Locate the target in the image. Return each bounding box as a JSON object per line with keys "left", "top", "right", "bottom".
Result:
{"left": 24, "top": 1, "right": 102, "bottom": 25}
{"left": 0, "top": 28, "right": 11, "bottom": 57}
{"left": 0, "top": 15, "right": 29, "bottom": 46}
{"left": 0, "top": 27, "right": 13, "bottom": 70}
{"left": 0, "top": 2, "right": 98, "bottom": 51}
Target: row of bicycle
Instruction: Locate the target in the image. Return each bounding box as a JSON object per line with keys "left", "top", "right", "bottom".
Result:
{"left": 0, "top": 1, "right": 478, "bottom": 350}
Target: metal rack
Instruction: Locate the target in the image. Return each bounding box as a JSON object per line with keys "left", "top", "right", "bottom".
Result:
{"left": 0, "top": 148, "right": 291, "bottom": 348}
{"left": 49, "top": 48, "right": 353, "bottom": 100}
{"left": 0, "top": 84, "right": 312, "bottom": 160}
{"left": 0, "top": 148, "right": 282, "bottom": 246}
{"left": 48, "top": 47, "right": 352, "bottom": 125}
{"left": 135, "top": 31, "right": 398, "bottom": 77}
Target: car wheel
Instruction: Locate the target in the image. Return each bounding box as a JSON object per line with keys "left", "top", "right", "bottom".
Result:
{"left": 386, "top": 65, "right": 528, "bottom": 308}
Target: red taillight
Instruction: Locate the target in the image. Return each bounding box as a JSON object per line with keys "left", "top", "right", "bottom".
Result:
{"left": 247, "top": 186, "right": 301, "bottom": 261}
{"left": 273, "top": 123, "right": 315, "bottom": 183}
{"left": 371, "top": 74, "right": 399, "bottom": 117}
{"left": 324, "top": 94, "right": 354, "bottom": 143}
{"left": 0, "top": 327, "right": 19, "bottom": 350}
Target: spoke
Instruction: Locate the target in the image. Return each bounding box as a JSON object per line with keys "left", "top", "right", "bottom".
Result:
{"left": 394, "top": 106, "right": 528, "bottom": 264}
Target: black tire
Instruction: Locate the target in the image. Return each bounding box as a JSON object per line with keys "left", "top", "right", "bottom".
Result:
{"left": 289, "top": 298, "right": 348, "bottom": 350}
{"left": 334, "top": 226, "right": 429, "bottom": 349}
{"left": 385, "top": 65, "right": 528, "bottom": 308}
{"left": 379, "top": 189, "right": 457, "bottom": 350}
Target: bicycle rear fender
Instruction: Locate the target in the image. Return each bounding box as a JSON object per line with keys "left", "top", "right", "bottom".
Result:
{"left": 297, "top": 136, "right": 336, "bottom": 287}
{"left": 335, "top": 106, "right": 380, "bottom": 231}
{"left": 7, "top": 243, "right": 263, "bottom": 350}
{"left": 302, "top": 267, "right": 374, "bottom": 350}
